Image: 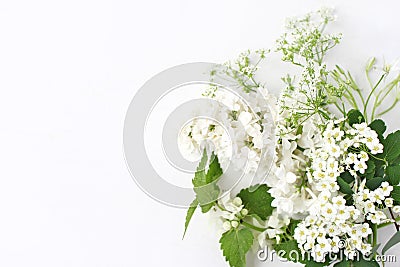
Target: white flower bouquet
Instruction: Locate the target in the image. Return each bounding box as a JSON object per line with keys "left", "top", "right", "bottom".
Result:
{"left": 181, "top": 8, "right": 400, "bottom": 267}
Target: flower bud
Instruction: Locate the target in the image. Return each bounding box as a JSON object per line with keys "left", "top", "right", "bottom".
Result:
{"left": 233, "top": 197, "right": 242, "bottom": 206}
{"left": 223, "top": 221, "right": 232, "bottom": 231}
{"left": 231, "top": 221, "right": 239, "bottom": 228}
{"left": 241, "top": 209, "right": 249, "bottom": 216}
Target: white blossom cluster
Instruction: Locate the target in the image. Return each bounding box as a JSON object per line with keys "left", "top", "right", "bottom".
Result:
{"left": 294, "top": 194, "right": 373, "bottom": 262}
{"left": 354, "top": 180, "right": 394, "bottom": 224}
{"left": 292, "top": 120, "right": 390, "bottom": 262}
{"left": 178, "top": 83, "right": 276, "bottom": 175}
{"left": 306, "top": 120, "right": 383, "bottom": 194}
{"left": 218, "top": 195, "right": 248, "bottom": 232}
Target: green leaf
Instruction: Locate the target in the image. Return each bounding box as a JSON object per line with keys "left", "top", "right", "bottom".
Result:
{"left": 352, "top": 257, "right": 379, "bottom": 267}
{"left": 340, "top": 171, "right": 355, "bottom": 184}
{"left": 305, "top": 260, "right": 329, "bottom": 267}
{"left": 370, "top": 243, "right": 381, "bottom": 256}
{"left": 333, "top": 259, "right": 351, "bottom": 267}
{"left": 369, "top": 119, "right": 386, "bottom": 136}
{"left": 183, "top": 199, "right": 198, "bottom": 238}
{"left": 192, "top": 151, "right": 223, "bottom": 213}
{"left": 333, "top": 260, "right": 351, "bottom": 267}
{"left": 366, "top": 176, "right": 387, "bottom": 190}
{"left": 337, "top": 177, "right": 353, "bottom": 195}
{"left": 365, "top": 160, "right": 376, "bottom": 174}
{"left": 387, "top": 165, "right": 400, "bottom": 186}
{"left": 383, "top": 130, "right": 400, "bottom": 163}
{"left": 192, "top": 150, "right": 208, "bottom": 187}
{"left": 347, "top": 109, "right": 365, "bottom": 126}
{"left": 206, "top": 153, "right": 223, "bottom": 183}
{"left": 273, "top": 240, "right": 301, "bottom": 262}
{"left": 382, "top": 231, "right": 400, "bottom": 254}
{"left": 344, "top": 194, "right": 354, "bottom": 206}
{"left": 237, "top": 184, "right": 274, "bottom": 220}
{"left": 220, "top": 228, "right": 254, "bottom": 267}
{"left": 391, "top": 186, "right": 400, "bottom": 203}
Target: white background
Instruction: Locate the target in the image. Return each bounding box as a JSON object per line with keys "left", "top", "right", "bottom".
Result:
{"left": 0, "top": 0, "right": 399, "bottom": 266}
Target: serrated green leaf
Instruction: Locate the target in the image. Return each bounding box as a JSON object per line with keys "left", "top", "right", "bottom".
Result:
{"left": 383, "top": 130, "right": 400, "bottom": 163}
{"left": 369, "top": 119, "right": 386, "bottom": 136}
{"left": 206, "top": 153, "right": 223, "bottom": 183}
{"left": 237, "top": 184, "right": 273, "bottom": 220}
{"left": 366, "top": 176, "right": 387, "bottom": 190}
{"left": 347, "top": 109, "right": 365, "bottom": 126}
{"left": 192, "top": 150, "right": 208, "bottom": 187}
{"left": 387, "top": 165, "right": 400, "bottom": 186}
{"left": 382, "top": 231, "right": 400, "bottom": 254}
{"left": 337, "top": 177, "right": 353, "bottom": 195}
{"left": 192, "top": 151, "right": 223, "bottom": 213}
{"left": 391, "top": 186, "right": 400, "bottom": 203}
{"left": 220, "top": 228, "right": 254, "bottom": 267}
{"left": 183, "top": 199, "right": 198, "bottom": 238}
{"left": 199, "top": 201, "right": 215, "bottom": 213}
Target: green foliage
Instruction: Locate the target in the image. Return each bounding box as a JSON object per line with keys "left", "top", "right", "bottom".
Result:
{"left": 386, "top": 165, "right": 400, "bottom": 186}
{"left": 382, "top": 231, "right": 400, "bottom": 254}
{"left": 220, "top": 228, "right": 254, "bottom": 267}
{"left": 366, "top": 176, "right": 387, "bottom": 191}
{"left": 184, "top": 150, "right": 223, "bottom": 238}
{"left": 237, "top": 184, "right": 274, "bottom": 220}
{"left": 333, "top": 254, "right": 379, "bottom": 267}
{"left": 369, "top": 119, "right": 386, "bottom": 138}
{"left": 352, "top": 257, "right": 380, "bottom": 267}
{"left": 183, "top": 199, "right": 198, "bottom": 238}
{"left": 391, "top": 186, "right": 400, "bottom": 203}
{"left": 192, "top": 151, "right": 223, "bottom": 213}
{"left": 333, "top": 259, "right": 351, "bottom": 267}
{"left": 340, "top": 171, "right": 355, "bottom": 184}
{"left": 337, "top": 177, "right": 353, "bottom": 195}
{"left": 382, "top": 130, "right": 400, "bottom": 163}
{"left": 347, "top": 109, "right": 365, "bottom": 126}
{"left": 192, "top": 150, "right": 208, "bottom": 188}
{"left": 273, "top": 240, "right": 302, "bottom": 263}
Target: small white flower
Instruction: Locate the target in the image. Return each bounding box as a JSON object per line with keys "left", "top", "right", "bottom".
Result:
{"left": 393, "top": 206, "right": 400, "bottom": 213}
{"left": 346, "top": 153, "right": 357, "bottom": 165}
{"left": 370, "top": 143, "right": 384, "bottom": 154}
{"left": 381, "top": 182, "right": 393, "bottom": 196}
{"left": 332, "top": 196, "right": 346, "bottom": 208}
{"left": 316, "top": 237, "right": 332, "bottom": 253}
{"left": 322, "top": 203, "right": 337, "bottom": 220}
{"left": 353, "top": 159, "right": 367, "bottom": 174}
{"left": 358, "top": 151, "right": 369, "bottom": 161}
{"left": 385, "top": 198, "right": 394, "bottom": 208}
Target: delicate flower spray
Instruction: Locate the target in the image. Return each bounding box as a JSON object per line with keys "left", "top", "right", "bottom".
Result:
{"left": 181, "top": 8, "right": 400, "bottom": 267}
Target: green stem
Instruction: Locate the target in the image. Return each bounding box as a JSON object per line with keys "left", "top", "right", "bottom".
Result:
{"left": 241, "top": 220, "right": 266, "bottom": 232}
{"left": 372, "top": 224, "right": 378, "bottom": 247}
{"left": 378, "top": 99, "right": 399, "bottom": 117}
{"left": 364, "top": 74, "right": 386, "bottom": 122}
{"left": 216, "top": 202, "right": 227, "bottom": 212}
